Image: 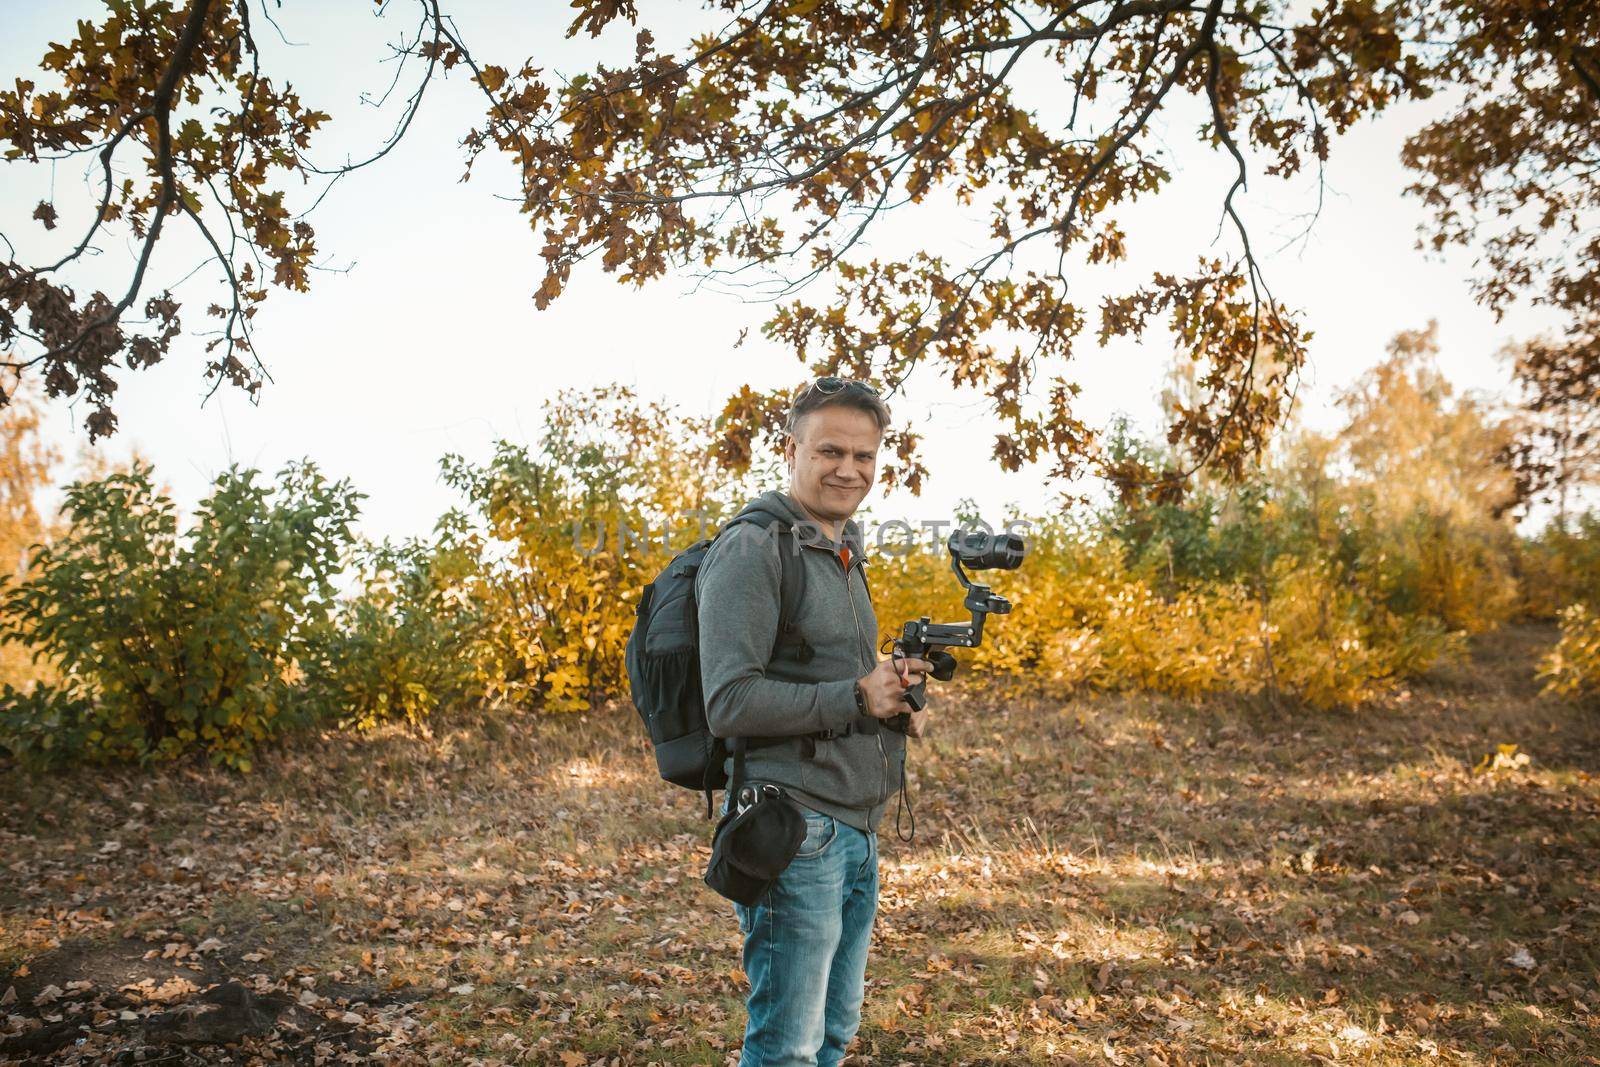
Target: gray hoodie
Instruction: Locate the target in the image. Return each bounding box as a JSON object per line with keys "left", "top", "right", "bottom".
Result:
{"left": 695, "top": 489, "right": 906, "bottom": 834}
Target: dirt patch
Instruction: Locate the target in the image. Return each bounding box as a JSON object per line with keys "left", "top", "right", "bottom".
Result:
{"left": 5, "top": 937, "right": 198, "bottom": 1008}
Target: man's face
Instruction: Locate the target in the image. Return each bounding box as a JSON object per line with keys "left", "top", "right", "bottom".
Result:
{"left": 785, "top": 405, "right": 882, "bottom": 527}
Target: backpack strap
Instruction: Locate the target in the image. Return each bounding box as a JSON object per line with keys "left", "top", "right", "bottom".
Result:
{"left": 720, "top": 507, "right": 814, "bottom": 665}
{"left": 730, "top": 735, "right": 749, "bottom": 804}
{"left": 774, "top": 524, "right": 813, "bottom": 664}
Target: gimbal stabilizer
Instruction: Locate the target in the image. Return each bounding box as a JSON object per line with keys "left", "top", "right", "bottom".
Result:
{"left": 886, "top": 528, "right": 1026, "bottom": 727}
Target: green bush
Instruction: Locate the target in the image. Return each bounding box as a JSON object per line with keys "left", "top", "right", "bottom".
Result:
{"left": 0, "top": 460, "right": 361, "bottom": 769}
{"left": 298, "top": 532, "right": 486, "bottom": 729}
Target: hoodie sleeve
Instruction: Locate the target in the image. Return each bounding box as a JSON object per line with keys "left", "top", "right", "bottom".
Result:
{"left": 697, "top": 522, "right": 861, "bottom": 739}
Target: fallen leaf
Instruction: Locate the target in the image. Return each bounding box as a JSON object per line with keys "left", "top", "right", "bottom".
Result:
{"left": 1338, "top": 1025, "right": 1371, "bottom": 1044}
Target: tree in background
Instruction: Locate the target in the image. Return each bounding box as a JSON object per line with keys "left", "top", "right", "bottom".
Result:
{"left": 0, "top": 0, "right": 1593, "bottom": 500}
{"left": 0, "top": 373, "right": 61, "bottom": 690}
{"left": 1089, "top": 324, "right": 1521, "bottom": 703}
{"left": 1329, "top": 323, "right": 1520, "bottom": 632}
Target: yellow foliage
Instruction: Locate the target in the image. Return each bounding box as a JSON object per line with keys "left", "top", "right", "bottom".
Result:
{"left": 1262, "top": 558, "right": 1392, "bottom": 709}
{"left": 866, "top": 520, "right": 1468, "bottom": 711}
{"left": 1515, "top": 524, "right": 1600, "bottom": 621}
{"left": 1537, "top": 603, "right": 1600, "bottom": 696}
{"left": 0, "top": 376, "right": 61, "bottom": 692}
{"left": 446, "top": 386, "right": 777, "bottom": 713}
{"left": 1472, "top": 742, "right": 1532, "bottom": 775}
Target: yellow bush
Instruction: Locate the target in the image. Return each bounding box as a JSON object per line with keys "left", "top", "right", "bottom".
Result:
{"left": 865, "top": 518, "right": 1455, "bottom": 710}
{"left": 1537, "top": 603, "right": 1600, "bottom": 696}
{"left": 440, "top": 385, "right": 775, "bottom": 713}
{"left": 872, "top": 522, "right": 1272, "bottom": 704}
{"left": 1260, "top": 558, "right": 1394, "bottom": 708}
{"left": 442, "top": 448, "right": 676, "bottom": 713}
{"left": 1515, "top": 522, "right": 1600, "bottom": 621}
{"left": 1082, "top": 581, "right": 1258, "bottom": 698}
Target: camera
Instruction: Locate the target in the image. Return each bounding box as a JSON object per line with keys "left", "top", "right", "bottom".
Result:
{"left": 888, "top": 527, "right": 1026, "bottom": 722}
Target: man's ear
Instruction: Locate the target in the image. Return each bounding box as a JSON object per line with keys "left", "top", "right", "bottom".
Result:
{"left": 784, "top": 434, "right": 797, "bottom": 471}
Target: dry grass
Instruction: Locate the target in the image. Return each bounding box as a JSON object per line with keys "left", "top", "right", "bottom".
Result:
{"left": 2, "top": 622, "right": 1597, "bottom": 1065}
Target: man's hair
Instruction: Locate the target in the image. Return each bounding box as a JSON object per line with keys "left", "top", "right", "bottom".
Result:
{"left": 783, "top": 380, "right": 892, "bottom": 439}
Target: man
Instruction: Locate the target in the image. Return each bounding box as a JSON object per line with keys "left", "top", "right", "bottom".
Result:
{"left": 696, "top": 376, "right": 934, "bottom": 1067}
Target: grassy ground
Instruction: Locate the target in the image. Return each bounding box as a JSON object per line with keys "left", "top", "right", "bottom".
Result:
{"left": 2, "top": 622, "right": 1597, "bottom": 1065}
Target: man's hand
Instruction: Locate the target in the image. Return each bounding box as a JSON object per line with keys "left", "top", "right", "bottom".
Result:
{"left": 856, "top": 656, "right": 932, "bottom": 719}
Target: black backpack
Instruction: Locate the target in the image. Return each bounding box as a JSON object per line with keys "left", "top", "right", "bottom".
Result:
{"left": 625, "top": 502, "right": 816, "bottom": 817}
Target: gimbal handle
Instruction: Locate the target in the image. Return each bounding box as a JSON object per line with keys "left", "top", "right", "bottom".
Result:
{"left": 891, "top": 618, "right": 964, "bottom": 716}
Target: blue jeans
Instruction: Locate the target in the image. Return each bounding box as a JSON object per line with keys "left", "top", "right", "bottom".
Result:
{"left": 727, "top": 798, "right": 879, "bottom": 1067}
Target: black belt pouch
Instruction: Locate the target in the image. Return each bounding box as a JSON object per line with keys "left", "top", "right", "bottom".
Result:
{"left": 704, "top": 784, "right": 806, "bottom": 906}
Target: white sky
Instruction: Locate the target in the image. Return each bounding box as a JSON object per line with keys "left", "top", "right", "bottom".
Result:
{"left": 0, "top": 2, "right": 1566, "bottom": 545}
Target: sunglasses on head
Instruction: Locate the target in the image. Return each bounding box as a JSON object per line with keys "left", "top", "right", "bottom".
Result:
{"left": 807, "top": 375, "right": 881, "bottom": 398}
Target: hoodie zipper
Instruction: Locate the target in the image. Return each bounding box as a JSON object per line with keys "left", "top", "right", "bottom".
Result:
{"left": 840, "top": 551, "right": 871, "bottom": 673}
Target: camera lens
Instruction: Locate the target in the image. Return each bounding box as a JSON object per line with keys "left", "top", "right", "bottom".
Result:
{"left": 947, "top": 530, "right": 1025, "bottom": 570}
